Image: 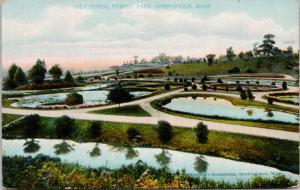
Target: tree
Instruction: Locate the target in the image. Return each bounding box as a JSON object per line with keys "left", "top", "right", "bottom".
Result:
{"left": 258, "top": 34, "right": 275, "bottom": 56}
{"left": 88, "top": 121, "right": 102, "bottom": 140}
{"left": 194, "top": 122, "right": 208, "bottom": 144}
{"left": 22, "top": 114, "right": 41, "bottom": 137}
{"left": 247, "top": 89, "right": 255, "bottom": 100}
{"left": 29, "top": 59, "right": 47, "bottom": 84}
{"left": 192, "top": 84, "right": 197, "bottom": 90}
{"left": 4, "top": 64, "right": 19, "bottom": 89}
{"left": 267, "top": 98, "right": 273, "bottom": 105}
{"left": 226, "top": 47, "right": 235, "bottom": 61}
{"left": 107, "top": 83, "right": 133, "bottom": 108}
{"left": 127, "top": 127, "right": 141, "bottom": 141}
{"left": 217, "top": 78, "right": 223, "bottom": 84}
{"left": 49, "top": 64, "right": 63, "bottom": 81}
{"left": 282, "top": 81, "right": 288, "bottom": 90}
{"left": 64, "top": 71, "right": 74, "bottom": 83}
{"left": 240, "top": 90, "right": 247, "bottom": 100}
{"left": 13, "top": 67, "right": 27, "bottom": 86}
{"left": 285, "top": 46, "right": 293, "bottom": 57}
{"left": 206, "top": 54, "right": 216, "bottom": 66}
{"left": 157, "top": 120, "right": 173, "bottom": 142}
{"left": 238, "top": 52, "right": 244, "bottom": 59}
{"left": 55, "top": 116, "right": 75, "bottom": 138}
{"left": 65, "top": 92, "right": 83, "bottom": 106}
{"left": 76, "top": 76, "right": 84, "bottom": 83}
{"left": 202, "top": 84, "right": 208, "bottom": 91}
{"left": 164, "top": 83, "right": 171, "bottom": 90}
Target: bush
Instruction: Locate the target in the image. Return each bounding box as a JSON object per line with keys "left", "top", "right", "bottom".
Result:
{"left": 202, "top": 84, "right": 208, "bottom": 91}
{"left": 282, "top": 81, "right": 288, "bottom": 90}
{"left": 213, "top": 86, "right": 217, "bottom": 91}
{"left": 236, "top": 85, "right": 243, "bottom": 92}
{"left": 192, "top": 84, "right": 197, "bottom": 90}
{"left": 217, "top": 78, "right": 223, "bottom": 84}
{"left": 164, "top": 83, "right": 171, "bottom": 90}
{"left": 225, "top": 86, "right": 229, "bottom": 91}
{"left": 271, "top": 82, "right": 276, "bottom": 85}
{"left": 138, "top": 74, "right": 144, "bottom": 78}
{"left": 184, "top": 87, "right": 188, "bottom": 91}
{"left": 247, "top": 89, "right": 255, "bottom": 100}
{"left": 179, "top": 78, "right": 183, "bottom": 82}
{"left": 240, "top": 90, "right": 247, "bottom": 100}
{"left": 228, "top": 66, "right": 240, "bottom": 74}
{"left": 256, "top": 81, "right": 260, "bottom": 84}
{"left": 148, "top": 74, "right": 154, "bottom": 77}
{"left": 246, "top": 68, "right": 255, "bottom": 73}
{"left": 55, "top": 116, "right": 75, "bottom": 138}
{"left": 88, "top": 121, "right": 102, "bottom": 139}
{"left": 246, "top": 81, "right": 250, "bottom": 84}
{"left": 194, "top": 122, "right": 208, "bottom": 144}
{"left": 268, "top": 98, "right": 273, "bottom": 105}
{"left": 191, "top": 77, "right": 196, "bottom": 82}
{"left": 65, "top": 92, "right": 83, "bottom": 106}
{"left": 157, "top": 120, "right": 173, "bottom": 142}
{"left": 127, "top": 127, "right": 141, "bottom": 141}
{"left": 23, "top": 114, "right": 41, "bottom": 137}
{"left": 174, "top": 78, "right": 178, "bottom": 82}
{"left": 236, "top": 81, "right": 240, "bottom": 84}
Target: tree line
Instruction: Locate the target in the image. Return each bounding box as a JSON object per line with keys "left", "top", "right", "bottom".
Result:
{"left": 4, "top": 59, "right": 75, "bottom": 90}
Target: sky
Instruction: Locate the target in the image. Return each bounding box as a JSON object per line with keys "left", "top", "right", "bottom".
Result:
{"left": 2, "top": 0, "right": 299, "bottom": 71}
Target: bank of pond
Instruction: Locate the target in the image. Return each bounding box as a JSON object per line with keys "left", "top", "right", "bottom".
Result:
{"left": 3, "top": 138, "right": 298, "bottom": 189}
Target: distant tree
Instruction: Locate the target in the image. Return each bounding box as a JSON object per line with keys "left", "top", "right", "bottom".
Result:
{"left": 55, "top": 116, "right": 75, "bottom": 138}
{"left": 256, "top": 81, "right": 260, "bottom": 84}
{"left": 88, "top": 121, "right": 102, "bottom": 140}
{"left": 217, "top": 78, "right": 223, "bottom": 84}
{"left": 201, "top": 76, "right": 208, "bottom": 83}
{"left": 236, "top": 85, "right": 243, "bottom": 92}
{"left": 184, "top": 87, "right": 188, "bottom": 91}
{"left": 258, "top": 34, "right": 275, "bottom": 56}
{"left": 4, "top": 64, "right": 19, "bottom": 89}
{"left": 164, "top": 83, "right": 171, "bottom": 90}
{"left": 228, "top": 66, "right": 240, "bottom": 74}
{"left": 194, "top": 122, "right": 208, "bottom": 144}
{"left": 29, "top": 59, "right": 47, "bottom": 84}
{"left": 64, "top": 71, "right": 74, "bottom": 83}
{"left": 286, "top": 46, "right": 293, "bottom": 57}
{"left": 127, "top": 127, "right": 141, "bottom": 141}
{"left": 238, "top": 52, "right": 244, "bottom": 60}
{"left": 202, "top": 84, "right": 208, "bottom": 91}
{"left": 282, "top": 81, "right": 288, "bottom": 90}
{"left": 133, "top": 55, "right": 139, "bottom": 64}
{"left": 247, "top": 89, "right": 255, "bottom": 100}
{"left": 206, "top": 54, "right": 216, "bottom": 66}
{"left": 75, "top": 76, "right": 84, "bottom": 83}
{"left": 225, "top": 86, "right": 229, "bottom": 91}
{"left": 226, "top": 47, "right": 236, "bottom": 61}
{"left": 174, "top": 78, "right": 178, "bottom": 82}
{"left": 244, "top": 51, "right": 254, "bottom": 60}
{"left": 157, "top": 120, "right": 173, "bottom": 142}
{"left": 240, "top": 90, "right": 247, "bottom": 100}
{"left": 13, "top": 67, "right": 27, "bottom": 86}
{"left": 65, "top": 92, "right": 83, "bottom": 106}
{"left": 267, "top": 98, "right": 273, "bottom": 105}
{"left": 107, "top": 83, "right": 133, "bottom": 108}
{"left": 49, "top": 64, "right": 63, "bottom": 81}
{"left": 191, "top": 77, "right": 196, "bottom": 82}
{"left": 192, "top": 84, "right": 197, "bottom": 90}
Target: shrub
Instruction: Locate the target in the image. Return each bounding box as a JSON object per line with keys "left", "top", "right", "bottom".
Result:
{"left": 194, "top": 122, "right": 208, "bottom": 144}
{"left": 217, "top": 78, "right": 223, "bottom": 84}
{"left": 179, "top": 78, "right": 183, "bottom": 82}
{"left": 148, "top": 74, "right": 154, "bottom": 77}
{"left": 236, "top": 80, "right": 240, "bottom": 84}
{"left": 88, "top": 121, "right": 102, "bottom": 139}
{"left": 246, "top": 81, "right": 250, "bottom": 84}
{"left": 213, "top": 86, "right": 217, "bottom": 91}
{"left": 282, "top": 81, "right": 288, "bottom": 90}
{"left": 228, "top": 66, "right": 240, "bottom": 74}
{"left": 107, "top": 83, "right": 133, "bottom": 107}
{"left": 75, "top": 76, "right": 84, "bottom": 83}
{"left": 157, "top": 120, "right": 173, "bottom": 142}
{"left": 247, "top": 89, "right": 255, "bottom": 100}
{"left": 23, "top": 114, "right": 41, "bottom": 137}
{"left": 268, "top": 98, "right": 273, "bottom": 105}
{"left": 184, "top": 79, "right": 187, "bottom": 83}
{"left": 126, "top": 75, "right": 131, "bottom": 78}
{"left": 240, "top": 90, "right": 247, "bottom": 100}
{"left": 271, "top": 82, "right": 276, "bottom": 85}
{"left": 65, "top": 92, "right": 83, "bottom": 106}
{"left": 184, "top": 87, "right": 188, "bottom": 91}
{"left": 174, "top": 78, "right": 178, "bottom": 82}
{"left": 256, "top": 81, "right": 260, "bottom": 84}
{"left": 191, "top": 77, "right": 196, "bottom": 82}
{"left": 202, "top": 84, "right": 208, "bottom": 91}
{"left": 138, "top": 74, "right": 144, "bottom": 78}
{"left": 168, "top": 71, "right": 172, "bottom": 76}
{"left": 192, "top": 84, "right": 197, "bottom": 90}
{"left": 164, "top": 83, "right": 171, "bottom": 90}
{"left": 127, "top": 127, "right": 141, "bottom": 141}
{"left": 201, "top": 76, "right": 208, "bottom": 83}
{"left": 225, "top": 86, "right": 229, "bottom": 91}
{"left": 55, "top": 116, "right": 75, "bottom": 138}
{"left": 246, "top": 68, "right": 255, "bottom": 73}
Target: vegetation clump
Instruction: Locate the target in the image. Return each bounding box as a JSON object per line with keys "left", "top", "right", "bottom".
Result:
{"left": 157, "top": 120, "right": 173, "bottom": 142}
{"left": 55, "top": 116, "right": 75, "bottom": 138}
{"left": 194, "top": 122, "right": 208, "bottom": 144}
{"left": 65, "top": 92, "right": 83, "bottom": 106}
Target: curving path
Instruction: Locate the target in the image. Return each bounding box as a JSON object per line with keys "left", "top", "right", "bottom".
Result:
{"left": 2, "top": 86, "right": 299, "bottom": 142}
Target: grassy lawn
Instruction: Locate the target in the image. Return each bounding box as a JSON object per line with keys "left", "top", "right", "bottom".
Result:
{"left": 151, "top": 93, "right": 299, "bottom": 132}
{"left": 2, "top": 114, "right": 23, "bottom": 126}
{"left": 3, "top": 114, "right": 299, "bottom": 173}
{"left": 90, "top": 105, "right": 151, "bottom": 117}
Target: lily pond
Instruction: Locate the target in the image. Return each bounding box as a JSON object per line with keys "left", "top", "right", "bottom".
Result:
{"left": 11, "top": 90, "right": 151, "bottom": 108}
{"left": 2, "top": 138, "right": 298, "bottom": 183}
{"left": 162, "top": 96, "right": 298, "bottom": 124}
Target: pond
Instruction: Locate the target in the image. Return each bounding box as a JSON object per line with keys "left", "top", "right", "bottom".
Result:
{"left": 162, "top": 96, "right": 298, "bottom": 124}
{"left": 11, "top": 90, "right": 151, "bottom": 108}
{"left": 2, "top": 138, "right": 298, "bottom": 183}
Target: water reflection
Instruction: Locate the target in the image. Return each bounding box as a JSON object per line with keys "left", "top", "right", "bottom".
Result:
{"left": 89, "top": 143, "right": 101, "bottom": 157}
{"left": 54, "top": 140, "right": 74, "bottom": 155}
{"left": 23, "top": 139, "right": 40, "bottom": 153}
{"left": 155, "top": 149, "right": 171, "bottom": 167}
{"left": 267, "top": 110, "right": 274, "bottom": 118}
{"left": 194, "top": 155, "right": 208, "bottom": 173}
{"left": 109, "top": 145, "right": 126, "bottom": 153}
{"left": 247, "top": 110, "right": 253, "bottom": 117}
{"left": 125, "top": 147, "right": 139, "bottom": 160}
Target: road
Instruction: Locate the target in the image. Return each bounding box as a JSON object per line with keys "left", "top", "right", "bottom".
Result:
{"left": 3, "top": 87, "right": 299, "bottom": 142}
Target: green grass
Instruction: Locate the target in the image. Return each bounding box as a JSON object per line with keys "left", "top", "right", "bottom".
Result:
{"left": 90, "top": 105, "right": 151, "bottom": 117}
{"left": 163, "top": 57, "right": 298, "bottom": 77}
{"left": 3, "top": 114, "right": 299, "bottom": 173}
{"left": 151, "top": 93, "right": 299, "bottom": 132}
{"left": 2, "top": 114, "right": 23, "bottom": 126}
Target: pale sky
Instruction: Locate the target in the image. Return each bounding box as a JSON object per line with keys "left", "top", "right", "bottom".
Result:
{"left": 2, "top": 0, "right": 299, "bottom": 71}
